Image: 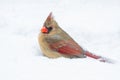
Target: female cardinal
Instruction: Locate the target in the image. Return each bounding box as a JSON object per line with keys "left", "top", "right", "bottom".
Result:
{"left": 38, "top": 12, "right": 114, "bottom": 63}
{"left": 38, "top": 12, "right": 86, "bottom": 58}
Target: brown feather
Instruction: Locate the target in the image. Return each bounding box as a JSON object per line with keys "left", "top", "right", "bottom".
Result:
{"left": 49, "top": 40, "right": 85, "bottom": 58}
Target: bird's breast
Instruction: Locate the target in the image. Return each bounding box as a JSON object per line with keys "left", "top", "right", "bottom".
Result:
{"left": 45, "top": 34, "right": 63, "bottom": 43}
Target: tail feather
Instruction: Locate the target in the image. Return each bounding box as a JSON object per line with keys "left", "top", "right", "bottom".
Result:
{"left": 84, "top": 51, "right": 115, "bottom": 63}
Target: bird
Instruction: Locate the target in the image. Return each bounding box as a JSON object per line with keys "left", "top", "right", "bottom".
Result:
{"left": 38, "top": 12, "right": 86, "bottom": 58}
{"left": 38, "top": 12, "right": 114, "bottom": 63}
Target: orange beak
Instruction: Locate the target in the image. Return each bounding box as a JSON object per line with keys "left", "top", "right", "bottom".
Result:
{"left": 41, "top": 26, "right": 48, "bottom": 33}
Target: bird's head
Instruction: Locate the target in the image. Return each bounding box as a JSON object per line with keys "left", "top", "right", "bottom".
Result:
{"left": 41, "top": 12, "right": 60, "bottom": 34}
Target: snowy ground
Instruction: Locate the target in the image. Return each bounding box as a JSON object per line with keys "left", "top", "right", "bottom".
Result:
{"left": 0, "top": 0, "right": 120, "bottom": 80}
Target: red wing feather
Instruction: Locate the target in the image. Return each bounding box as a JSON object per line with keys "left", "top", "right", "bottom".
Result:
{"left": 50, "top": 40, "right": 84, "bottom": 56}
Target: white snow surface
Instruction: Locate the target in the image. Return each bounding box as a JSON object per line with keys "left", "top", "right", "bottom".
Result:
{"left": 0, "top": 0, "right": 120, "bottom": 80}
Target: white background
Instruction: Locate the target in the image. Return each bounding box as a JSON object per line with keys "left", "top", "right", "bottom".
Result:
{"left": 0, "top": 0, "right": 120, "bottom": 80}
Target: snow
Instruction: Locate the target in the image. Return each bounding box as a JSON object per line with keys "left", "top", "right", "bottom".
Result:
{"left": 0, "top": 0, "right": 120, "bottom": 80}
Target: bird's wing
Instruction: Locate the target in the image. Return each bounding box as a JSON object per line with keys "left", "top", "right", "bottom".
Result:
{"left": 50, "top": 40, "right": 84, "bottom": 56}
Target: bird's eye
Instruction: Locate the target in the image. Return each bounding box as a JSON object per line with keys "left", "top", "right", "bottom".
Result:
{"left": 48, "top": 27, "right": 53, "bottom": 33}
{"left": 48, "top": 27, "right": 52, "bottom": 30}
